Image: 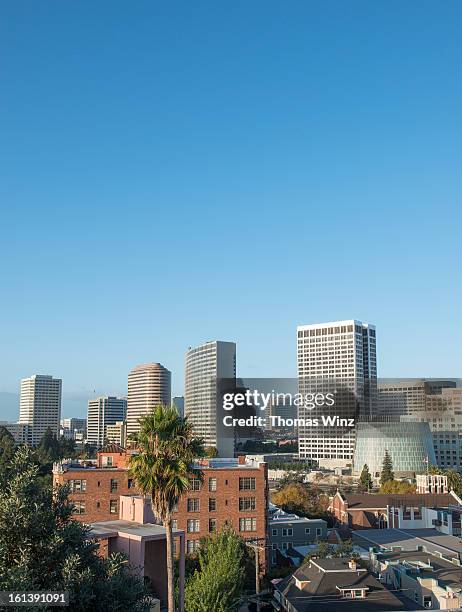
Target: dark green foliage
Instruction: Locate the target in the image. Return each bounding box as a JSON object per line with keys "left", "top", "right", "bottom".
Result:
{"left": 0, "top": 446, "right": 150, "bottom": 611}
{"left": 184, "top": 526, "right": 245, "bottom": 612}
{"left": 358, "top": 464, "right": 373, "bottom": 492}
{"left": 379, "top": 450, "right": 394, "bottom": 486}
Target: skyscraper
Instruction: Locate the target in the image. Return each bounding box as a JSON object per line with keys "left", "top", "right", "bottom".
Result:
{"left": 296, "top": 320, "right": 377, "bottom": 467}
{"left": 126, "top": 363, "right": 171, "bottom": 436}
{"left": 19, "top": 374, "right": 62, "bottom": 445}
{"left": 172, "top": 396, "right": 185, "bottom": 418}
{"left": 185, "top": 341, "right": 236, "bottom": 456}
{"left": 87, "top": 396, "right": 127, "bottom": 447}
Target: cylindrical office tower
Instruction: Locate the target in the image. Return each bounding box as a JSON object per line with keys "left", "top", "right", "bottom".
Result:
{"left": 126, "top": 363, "right": 171, "bottom": 436}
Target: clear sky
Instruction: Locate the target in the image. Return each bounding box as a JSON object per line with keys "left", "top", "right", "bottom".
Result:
{"left": 1, "top": 1, "right": 461, "bottom": 419}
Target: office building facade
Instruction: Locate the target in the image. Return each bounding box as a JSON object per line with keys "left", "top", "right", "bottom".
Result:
{"left": 87, "top": 396, "right": 127, "bottom": 447}
{"left": 126, "top": 363, "right": 171, "bottom": 436}
{"left": 297, "top": 320, "right": 377, "bottom": 467}
{"left": 19, "top": 374, "right": 62, "bottom": 445}
{"left": 185, "top": 341, "right": 236, "bottom": 456}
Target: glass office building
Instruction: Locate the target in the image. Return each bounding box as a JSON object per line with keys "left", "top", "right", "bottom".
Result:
{"left": 353, "top": 420, "right": 436, "bottom": 477}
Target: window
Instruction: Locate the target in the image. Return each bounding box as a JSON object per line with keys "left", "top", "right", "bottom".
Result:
{"left": 305, "top": 527, "right": 311, "bottom": 534}
{"left": 239, "top": 517, "right": 257, "bottom": 532}
{"left": 342, "top": 590, "right": 365, "bottom": 599}
{"left": 187, "top": 498, "right": 200, "bottom": 512}
{"left": 186, "top": 540, "right": 200, "bottom": 555}
{"left": 239, "top": 497, "right": 256, "bottom": 511}
{"left": 316, "top": 527, "right": 322, "bottom": 536}
{"left": 282, "top": 542, "right": 293, "bottom": 550}
{"left": 272, "top": 529, "right": 278, "bottom": 536}
{"left": 189, "top": 478, "right": 201, "bottom": 491}
{"left": 208, "top": 478, "right": 217, "bottom": 492}
{"left": 110, "top": 479, "right": 118, "bottom": 493}
{"left": 73, "top": 500, "right": 85, "bottom": 515}
{"left": 423, "top": 596, "right": 432, "bottom": 608}
{"left": 102, "top": 456, "right": 113, "bottom": 467}
{"left": 128, "top": 478, "right": 134, "bottom": 489}
{"left": 209, "top": 498, "right": 216, "bottom": 511}
{"left": 282, "top": 528, "right": 293, "bottom": 537}
{"left": 239, "top": 477, "right": 256, "bottom": 491}
{"left": 187, "top": 519, "right": 200, "bottom": 533}
{"left": 209, "top": 519, "right": 217, "bottom": 533}
{"left": 110, "top": 500, "right": 118, "bottom": 514}
{"left": 69, "top": 479, "right": 86, "bottom": 493}
{"left": 172, "top": 502, "right": 178, "bottom": 513}
{"left": 96, "top": 501, "right": 100, "bottom": 508}
{"left": 172, "top": 520, "right": 178, "bottom": 530}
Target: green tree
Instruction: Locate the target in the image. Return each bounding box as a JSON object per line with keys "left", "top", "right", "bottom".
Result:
{"left": 129, "top": 405, "right": 205, "bottom": 612}
{"left": 380, "top": 450, "right": 394, "bottom": 486}
{"left": 184, "top": 526, "right": 245, "bottom": 612}
{"left": 380, "top": 480, "right": 416, "bottom": 494}
{"left": 204, "top": 446, "right": 218, "bottom": 458}
{"left": 0, "top": 426, "right": 15, "bottom": 483}
{"left": 303, "top": 541, "right": 332, "bottom": 564}
{"left": 0, "top": 446, "right": 150, "bottom": 611}
{"left": 358, "top": 464, "right": 373, "bottom": 492}
{"left": 332, "top": 539, "right": 353, "bottom": 558}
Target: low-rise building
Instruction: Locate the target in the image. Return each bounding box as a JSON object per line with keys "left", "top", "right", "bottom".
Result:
{"left": 0, "top": 421, "right": 30, "bottom": 444}
{"left": 105, "top": 421, "right": 126, "bottom": 446}
{"left": 274, "top": 557, "right": 407, "bottom": 612}
{"left": 90, "top": 493, "right": 185, "bottom": 611}
{"left": 53, "top": 448, "right": 268, "bottom": 567}
{"left": 353, "top": 528, "right": 462, "bottom": 609}
{"left": 269, "top": 509, "right": 327, "bottom": 566}
{"left": 330, "top": 491, "right": 461, "bottom": 530}
{"left": 371, "top": 549, "right": 462, "bottom": 610}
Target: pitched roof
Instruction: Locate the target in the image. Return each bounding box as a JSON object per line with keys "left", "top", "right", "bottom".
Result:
{"left": 99, "top": 443, "right": 126, "bottom": 454}
{"left": 275, "top": 558, "right": 407, "bottom": 612}
{"left": 343, "top": 493, "right": 454, "bottom": 509}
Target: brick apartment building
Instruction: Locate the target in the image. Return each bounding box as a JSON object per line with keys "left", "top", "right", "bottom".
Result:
{"left": 53, "top": 445, "right": 268, "bottom": 563}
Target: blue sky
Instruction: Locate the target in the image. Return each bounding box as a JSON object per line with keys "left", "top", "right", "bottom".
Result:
{"left": 1, "top": 1, "right": 461, "bottom": 419}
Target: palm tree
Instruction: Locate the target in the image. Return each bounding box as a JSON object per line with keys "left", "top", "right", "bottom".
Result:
{"left": 129, "top": 405, "right": 205, "bottom": 612}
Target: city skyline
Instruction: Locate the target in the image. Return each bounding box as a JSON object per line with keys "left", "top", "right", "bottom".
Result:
{"left": 2, "top": 1, "right": 462, "bottom": 420}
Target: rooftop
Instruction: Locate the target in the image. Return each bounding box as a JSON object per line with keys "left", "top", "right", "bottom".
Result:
{"left": 275, "top": 557, "right": 408, "bottom": 612}
{"left": 352, "top": 528, "right": 462, "bottom": 560}
{"left": 339, "top": 492, "right": 456, "bottom": 509}
{"left": 374, "top": 549, "right": 462, "bottom": 590}
{"left": 90, "top": 520, "right": 183, "bottom": 541}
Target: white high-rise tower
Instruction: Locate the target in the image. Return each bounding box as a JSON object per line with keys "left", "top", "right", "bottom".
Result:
{"left": 19, "top": 374, "right": 62, "bottom": 445}
{"left": 297, "top": 320, "right": 377, "bottom": 468}
{"left": 185, "top": 340, "right": 236, "bottom": 456}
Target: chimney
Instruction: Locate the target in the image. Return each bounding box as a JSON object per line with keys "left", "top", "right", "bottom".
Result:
{"left": 348, "top": 559, "right": 357, "bottom": 570}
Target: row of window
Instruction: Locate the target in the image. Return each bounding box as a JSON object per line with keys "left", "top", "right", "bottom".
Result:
{"left": 271, "top": 526, "right": 323, "bottom": 536}
{"left": 186, "top": 497, "right": 256, "bottom": 512}
{"left": 189, "top": 477, "right": 257, "bottom": 491}
{"left": 185, "top": 517, "right": 257, "bottom": 533}
{"left": 73, "top": 500, "right": 118, "bottom": 515}
{"left": 68, "top": 478, "right": 135, "bottom": 493}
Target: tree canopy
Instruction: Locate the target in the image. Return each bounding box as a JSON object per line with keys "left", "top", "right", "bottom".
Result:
{"left": 272, "top": 482, "right": 330, "bottom": 521}
{"left": 184, "top": 526, "right": 245, "bottom": 612}
{"left": 0, "top": 446, "right": 150, "bottom": 611}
